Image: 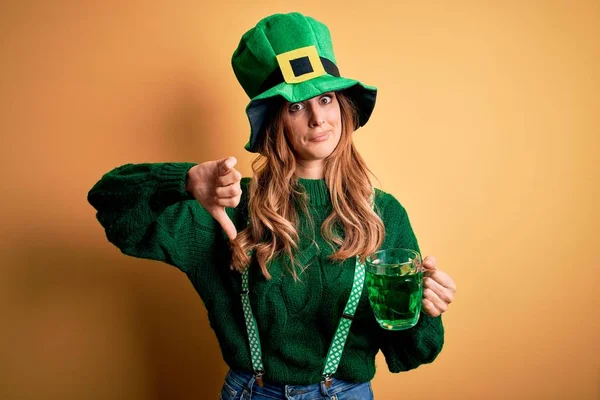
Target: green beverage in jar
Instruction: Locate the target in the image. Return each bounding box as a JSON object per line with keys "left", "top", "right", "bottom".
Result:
{"left": 365, "top": 248, "right": 424, "bottom": 330}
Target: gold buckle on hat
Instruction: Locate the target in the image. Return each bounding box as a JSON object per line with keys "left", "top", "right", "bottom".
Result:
{"left": 276, "top": 45, "right": 326, "bottom": 84}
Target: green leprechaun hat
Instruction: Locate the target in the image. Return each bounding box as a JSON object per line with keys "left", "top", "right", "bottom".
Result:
{"left": 232, "top": 12, "right": 377, "bottom": 153}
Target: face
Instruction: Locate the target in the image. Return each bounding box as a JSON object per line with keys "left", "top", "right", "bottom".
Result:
{"left": 282, "top": 92, "right": 342, "bottom": 163}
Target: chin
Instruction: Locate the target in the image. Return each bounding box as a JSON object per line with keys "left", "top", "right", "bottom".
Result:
{"left": 306, "top": 147, "right": 335, "bottom": 160}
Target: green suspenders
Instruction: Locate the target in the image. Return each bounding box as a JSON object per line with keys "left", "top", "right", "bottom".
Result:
{"left": 240, "top": 190, "right": 375, "bottom": 387}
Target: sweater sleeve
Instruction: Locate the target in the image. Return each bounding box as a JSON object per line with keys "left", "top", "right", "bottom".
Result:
{"left": 87, "top": 162, "right": 222, "bottom": 274}
{"left": 375, "top": 191, "right": 445, "bottom": 372}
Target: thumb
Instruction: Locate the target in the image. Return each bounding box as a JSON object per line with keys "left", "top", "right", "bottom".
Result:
{"left": 218, "top": 156, "right": 237, "bottom": 177}
{"left": 422, "top": 255, "right": 437, "bottom": 271}
{"left": 212, "top": 207, "right": 237, "bottom": 241}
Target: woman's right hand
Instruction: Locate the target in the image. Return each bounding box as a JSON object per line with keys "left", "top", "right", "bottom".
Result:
{"left": 186, "top": 157, "right": 242, "bottom": 240}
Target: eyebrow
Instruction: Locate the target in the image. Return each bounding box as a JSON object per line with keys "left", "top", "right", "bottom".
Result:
{"left": 289, "top": 93, "right": 334, "bottom": 105}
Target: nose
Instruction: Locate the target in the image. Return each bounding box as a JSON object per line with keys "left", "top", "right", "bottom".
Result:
{"left": 307, "top": 102, "right": 326, "bottom": 128}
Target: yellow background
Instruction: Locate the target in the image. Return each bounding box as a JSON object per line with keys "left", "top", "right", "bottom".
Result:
{"left": 1, "top": 1, "right": 598, "bottom": 399}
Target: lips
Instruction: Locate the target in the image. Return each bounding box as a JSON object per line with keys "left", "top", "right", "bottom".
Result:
{"left": 309, "top": 131, "right": 330, "bottom": 142}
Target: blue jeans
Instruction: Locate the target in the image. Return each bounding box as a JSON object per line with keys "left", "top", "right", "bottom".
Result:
{"left": 219, "top": 369, "right": 374, "bottom": 400}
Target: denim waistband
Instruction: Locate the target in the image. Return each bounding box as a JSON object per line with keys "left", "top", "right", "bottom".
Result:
{"left": 225, "top": 369, "right": 369, "bottom": 398}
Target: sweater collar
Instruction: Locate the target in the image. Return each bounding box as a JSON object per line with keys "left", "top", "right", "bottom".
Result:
{"left": 297, "top": 177, "right": 330, "bottom": 206}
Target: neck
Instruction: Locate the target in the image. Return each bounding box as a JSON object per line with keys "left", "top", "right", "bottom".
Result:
{"left": 294, "top": 160, "right": 325, "bottom": 179}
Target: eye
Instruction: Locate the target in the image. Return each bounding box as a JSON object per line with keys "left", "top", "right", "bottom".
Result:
{"left": 289, "top": 102, "right": 304, "bottom": 112}
{"left": 320, "top": 94, "right": 333, "bottom": 105}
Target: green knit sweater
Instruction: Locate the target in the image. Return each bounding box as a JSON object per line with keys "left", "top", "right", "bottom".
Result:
{"left": 87, "top": 162, "right": 444, "bottom": 385}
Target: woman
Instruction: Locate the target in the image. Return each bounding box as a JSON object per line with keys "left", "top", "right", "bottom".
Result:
{"left": 88, "top": 12, "right": 456, "bottom": 399}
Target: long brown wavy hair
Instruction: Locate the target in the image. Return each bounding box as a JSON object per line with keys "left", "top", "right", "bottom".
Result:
{"left": 230, "top": 91, "right": 385, "bottom": 280}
